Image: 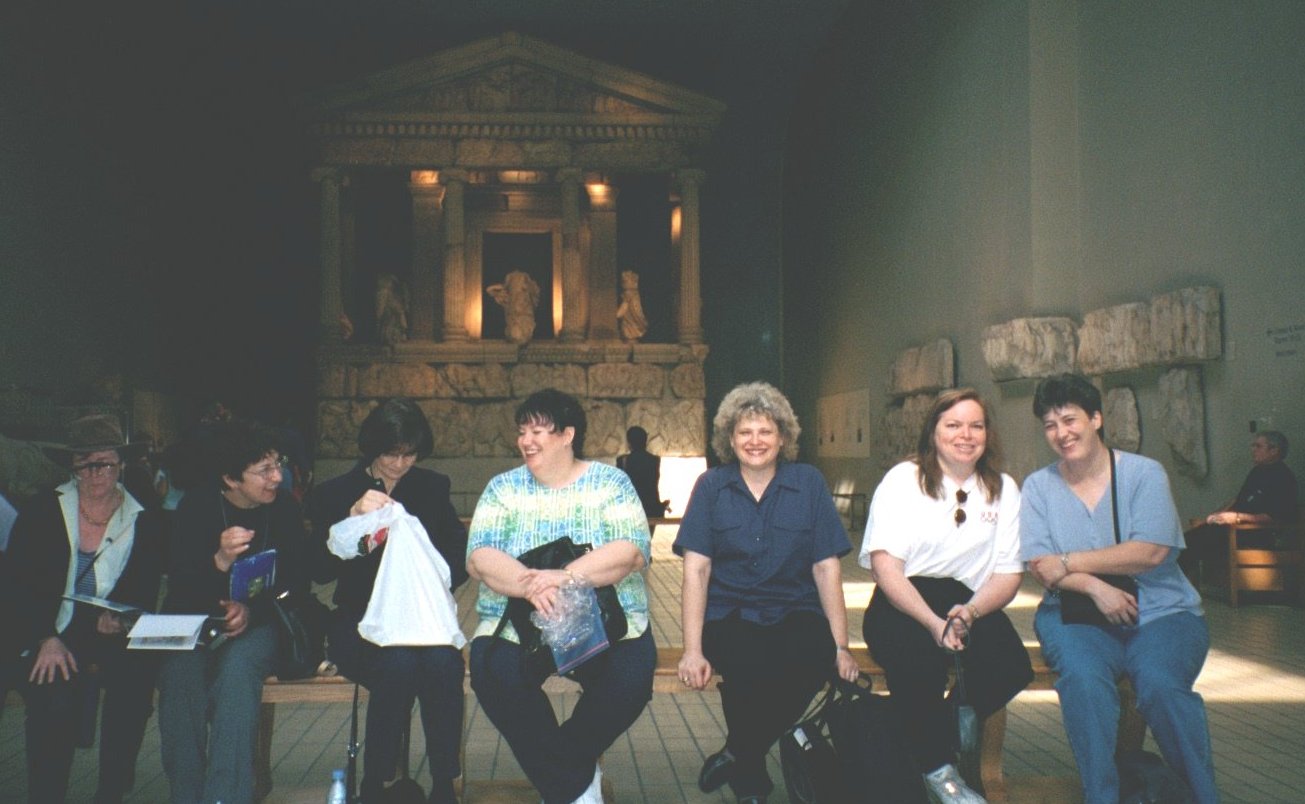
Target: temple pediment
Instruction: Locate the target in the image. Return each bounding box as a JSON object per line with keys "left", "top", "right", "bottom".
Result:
{"left": 299, "top": 31, "right": 724, "bottom": 127}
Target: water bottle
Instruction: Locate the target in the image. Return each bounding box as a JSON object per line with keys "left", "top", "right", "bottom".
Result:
{"left": 326, "top": 768, "right": 347, "bottom": 804}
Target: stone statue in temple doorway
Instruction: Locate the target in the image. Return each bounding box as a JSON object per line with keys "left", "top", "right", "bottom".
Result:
{"left": 375, "top": 273, "right": 409, "bottom": 346}
{"left": 486, "top": 270, "right": 540, "bottom": 345}
{"left": 616, "top": 270, "right": 648, "bottom": 342}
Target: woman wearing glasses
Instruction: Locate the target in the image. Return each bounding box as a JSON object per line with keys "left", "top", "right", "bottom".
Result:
{"left": 308, "top": 399, "right": 468, "bottom": 803}
{"left": 860, "top": 389, "right": 1032, "bottom": 803}
{"left": 2, "top": 414, "right": 167, "bottom": 803}
{"left": 156, "top": 420, "right": 309, "bottom": 804}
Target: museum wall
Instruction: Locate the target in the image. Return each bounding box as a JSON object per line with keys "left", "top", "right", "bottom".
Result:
{"left": 783, "top": 0, "right": 1305, "bottom": 521}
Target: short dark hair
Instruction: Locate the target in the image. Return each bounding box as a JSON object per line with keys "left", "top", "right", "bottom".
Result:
{"left": 1033, "top": 373, "right": 1103, "bottom": 420}
{"left": 357, "top": 398, "right": 434, "bottom": 462}
{"left": 210, "top": 420, "right": 283, "bottom": 485}
{"left": 516, "top": 389, "right": 587, "bottom": 458}
{"left": 626, "top": 426, "right": 648, "bottom": 451}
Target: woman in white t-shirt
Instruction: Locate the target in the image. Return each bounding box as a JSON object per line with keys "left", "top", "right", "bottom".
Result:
{"left": 860, "top": 389, "right": 1033, "bottom": 803}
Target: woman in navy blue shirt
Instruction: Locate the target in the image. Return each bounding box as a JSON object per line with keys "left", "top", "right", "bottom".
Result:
{"left": 674, "top": 382, "right": 859, "bottom": 804}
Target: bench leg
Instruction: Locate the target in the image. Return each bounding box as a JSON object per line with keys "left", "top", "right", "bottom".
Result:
{"left": 977, "top": 707, "right": 1008, "bottom": 802}
{"left": 255, "top": 702, "right": 275, "bottom": 802}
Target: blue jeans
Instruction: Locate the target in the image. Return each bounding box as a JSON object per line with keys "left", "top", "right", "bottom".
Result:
{"left": 1035, "top": 605, "right": 1218, "bottom": 804}
{"left": 470, "top": 629, "right": 655, "bottom": 804}
{"left": 158, "top": 622, "right": 277, "bottom": 804}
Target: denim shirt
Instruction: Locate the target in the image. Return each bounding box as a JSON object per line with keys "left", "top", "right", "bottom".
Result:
{"left": 674, "top": 462, "right": 850, "bottom": 625}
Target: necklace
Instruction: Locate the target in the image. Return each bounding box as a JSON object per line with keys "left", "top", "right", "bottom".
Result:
{"left": 79, "top": 492, "right": 120, "bottom": 527}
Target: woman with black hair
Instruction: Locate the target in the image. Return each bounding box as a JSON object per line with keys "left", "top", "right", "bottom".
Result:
{"left": 156, "top": 419, "right": 309, "bottom": 804}
{"left": 467, "top": 389, "right": 654, "bottom": 804}
{"left": 1020, "top": 374, "right": 1215, "bottom": 803}
{"left": 308, "top": 398, "right": 468, "bottom": 804}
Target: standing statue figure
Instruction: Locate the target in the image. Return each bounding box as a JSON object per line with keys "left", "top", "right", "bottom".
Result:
{"left": 616, "top": 270, "right": 648, "bottom": 342}
{"left": 375, "top": 273, "right": 409, "bottom": 346}
{"left": 486, "top": 270, "right": 541, "bottom": 345}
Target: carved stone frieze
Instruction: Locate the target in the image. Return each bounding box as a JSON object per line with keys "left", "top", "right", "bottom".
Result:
{"left": 582, "top": 401, "right": 628, "bottom": 458}
{"left": 473, "top": 401, "right": 520, "bottom": 457}
{"left": 1104, "top": 387, "right": 1141, "bottom": 452}
{"left": 416, "top": 400, "right": 475, "bottom": 458}
{"left": 890, "top": 340, "right": 954, "bottom": 397}
{"left": 588, "top": 363, "right": 665, "bottom": 399}
{"left": 354, "top": 363, "right": 446, "bottom": 398}
{"left": 317, "top": 400, "right": 379, "bottom": 458}
{"left": 1159, "top": 368, "right": 1208, "bottom": 478}
{"left": 1150, "top": 286, "right": 1222, "bottom": 364}
{"left": 317, "top": 364, "right": 353, "bottom": 398}
{"left": 626, "top": 399, "right": 707, "bottom": 456}
{"left": 670, "top": 364, "right": 706, "bottom": 399}
{"left": 880, "top": 394, "right": 934, "bottom": 469}
{"left": 511, "top": 364, "right": 587, "bottom": 398}
{"left": 442, "top": 364, "right": 512, "bottom": 398}
{"left": 1077, "top": 303, "right": 1154, "bottom": 375}
{"left": 981, "top": 318, "right": 1077, "bottom": 381}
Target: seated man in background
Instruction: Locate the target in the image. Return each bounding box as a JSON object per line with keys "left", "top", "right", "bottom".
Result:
{"left": 1201, "top": 431, "right": 1297, "bottom": 547}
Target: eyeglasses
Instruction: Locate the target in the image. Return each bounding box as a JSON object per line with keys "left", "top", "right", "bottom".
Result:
{"left": 245, "top": 455, "right": 288, "bottom": 479}
{"left": 72, "top": 461, "right": 122, "bottom": 478}
{"left": 954, "top": 488, "right": 968, "bottom": 527}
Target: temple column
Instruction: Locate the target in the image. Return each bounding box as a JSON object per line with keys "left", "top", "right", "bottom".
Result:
{"left": 674, "top": 168, "right": 706, "bottom": 345}
{"left": 440, "top": 169, "right": 470, "bottom": 341}
{"left": 586, "top": 174, "right": 619, "bottom": 341}
{"left": 408, "top": 171, "right": 444, "bottom": 341}
{"left": 312, "top": 166, "right": 345, "bottom": 342}
{"left": 557, "top": 168, "right": 586, "bottom": 342}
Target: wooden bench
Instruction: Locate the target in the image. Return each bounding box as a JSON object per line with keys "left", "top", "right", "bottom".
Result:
{"left": 1184, "top": 510, "right": 1305, "bottom": 606}
{"left": 256, "top": 643, "right": 1145, "bottom": 803}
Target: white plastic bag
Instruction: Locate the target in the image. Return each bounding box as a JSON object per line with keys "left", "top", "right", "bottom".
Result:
{"left": 328, "top": 502, "right": 466, "bottom": 648}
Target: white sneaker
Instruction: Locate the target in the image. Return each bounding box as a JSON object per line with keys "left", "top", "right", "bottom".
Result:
{"left": 922, "top": 763, "right": 986, "bottom": 804}
{"left": 570, "top": 763, "right": 603, "bottom": 804}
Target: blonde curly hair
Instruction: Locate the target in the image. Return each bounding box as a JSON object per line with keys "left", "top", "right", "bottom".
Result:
{"left": 710, "top": 382, "right": 801, "bottom": 464}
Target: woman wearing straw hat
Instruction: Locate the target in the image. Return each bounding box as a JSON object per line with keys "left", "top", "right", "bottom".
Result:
{"left": 2, "top": 414, "right": 168, "bottom": 803}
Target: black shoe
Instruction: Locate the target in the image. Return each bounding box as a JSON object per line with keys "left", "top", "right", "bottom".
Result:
{"left": 698, "top": 748, "right": 736, "bottom": 793}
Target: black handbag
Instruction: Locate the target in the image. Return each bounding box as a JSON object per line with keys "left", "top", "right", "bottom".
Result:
{"left": 1060, "top": 448, "right": 1140, "bottom": 626}
{"left": 781, "top": 673, "right": 927, "bottom": 804}
{"left": 492, "top": 536, "right": 627, "bottom": 683}
{"left": 269, "top": 588, "right": 331, "bottom": 680}
{"left": 1117, "top": 749, "right": 1193, "bottom": 804}
{"left": 779, "top": 690, "right": 851, "bottom": 804}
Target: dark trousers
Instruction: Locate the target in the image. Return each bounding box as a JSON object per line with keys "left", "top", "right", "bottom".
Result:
{"left": 329, "top": 615, "right": 464, "bottom": 791}
{"left": 702, "top": 609, "right": 836, "bottom": 798}
{"left": 470, "top": 629, "right": 655, "bottom": 804}
{"left": 864, "top": 576, "right": 1033, "bottom": 774}
{"left": 21, "top": 636, "right": 159, "bottom": 803}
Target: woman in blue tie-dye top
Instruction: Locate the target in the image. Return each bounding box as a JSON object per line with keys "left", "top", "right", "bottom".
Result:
{"left": 467, "top": 388, "right": 654, "bottom": 804}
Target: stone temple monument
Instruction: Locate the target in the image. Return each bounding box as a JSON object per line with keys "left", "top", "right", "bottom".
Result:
{"left": 298, "top": 33, "right": 721, "bottom": 508}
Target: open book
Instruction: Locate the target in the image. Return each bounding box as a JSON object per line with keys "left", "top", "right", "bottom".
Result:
{"left": 127, "top": 614, "right": 209, "bottom": 650}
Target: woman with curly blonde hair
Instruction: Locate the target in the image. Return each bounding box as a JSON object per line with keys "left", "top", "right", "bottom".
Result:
{"left": 674, "top": 382, "right": 858, "bottom": 804}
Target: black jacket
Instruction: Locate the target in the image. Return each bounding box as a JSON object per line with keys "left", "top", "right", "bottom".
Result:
{"left": 308, "top": 463, "right": 468, "bottom": 620}
{"left": 2, "top": 486, "right": 166, "bottom": 656}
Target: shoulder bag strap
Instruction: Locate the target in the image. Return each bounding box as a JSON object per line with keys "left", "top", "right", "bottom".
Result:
{"left": 1109, "top": 448, "right": 1121, "bottom": 545}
